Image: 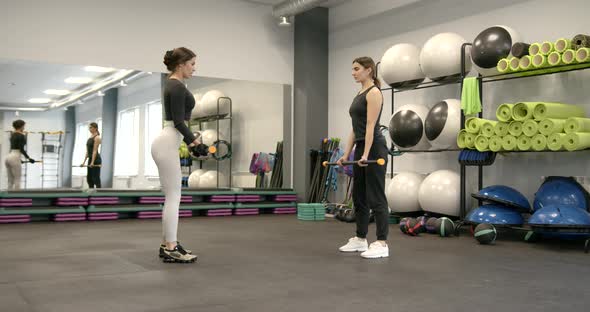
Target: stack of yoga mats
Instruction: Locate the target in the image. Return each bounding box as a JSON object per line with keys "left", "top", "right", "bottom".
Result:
{"left": 458, "top": 102, "right": 588, "bottom": 152}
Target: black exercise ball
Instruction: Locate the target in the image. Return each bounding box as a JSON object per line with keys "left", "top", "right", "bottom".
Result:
{"left": 435, "top": 217, "right": 454, "bottom": 237}
{"left": 474, "top": 223, "right": 497, "bottom": 244}
{"left": 471, "top": 25, "right": 521, "bottom": 76}
{"left": 425, "top": 99, "right": 461, "bottom": 149}
{"left": 399, "top": 217, "right": 410, "bottom": 234}
{"left": 406, "top": 218, "right": 422, "bottom": 236}
{"left": 426, "top": 217, "right": 438, "bottom": 233}
{"left": 389, "top": 104, "right": 431, "bottom": 150}
{"left": 416, "top": 216, "right": 428, "bottom": 232}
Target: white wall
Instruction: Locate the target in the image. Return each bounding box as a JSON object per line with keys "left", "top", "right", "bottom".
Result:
{"left": 75, "top": 97, "right": 102, "bottom": 124}
{"left": 0, "top": 0, "right": 294, "bottom": 85}
{"left": 1, "top": 110, "right": 66, "bottom": 189}
{"left": 187, "top": 77, "right": 285, "bottom": 188}
{"left": 329, "top": 0, "right": 590, "bottom": 208}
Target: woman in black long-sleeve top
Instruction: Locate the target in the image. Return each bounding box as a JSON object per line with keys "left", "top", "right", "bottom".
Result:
{"left": 5, "top": 120, "right": 35, "bottom": 190}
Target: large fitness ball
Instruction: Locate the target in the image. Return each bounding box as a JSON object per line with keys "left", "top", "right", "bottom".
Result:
{"left": 420, "top": 32, "right": 471, "bottom": 81}
{"left": 380, "top": 43, "right": 425, "bottom": 90}
{"left": 424, "top": 99, "right": 461, "bottom": 149}
{"left": 389, "top": 104, "right": 431, "bottom": 150}
{"left": 190, "top": 93, "right": 203, "bottom": 119}
{"left": 198, "top": 90, "right": 229, "bottom": 118}
{"left": 187, "top": 169, "right": 206, "bottom": 188}
{"left": 471, "top": 25, "right": 521, "bottom": 76}
{"left": 474, "top": 223, "right": 497, "bottom": 244}
{"left": 200, "top": 129, "right": 226, "bottom": 146}
{"left": 199, "top": 171, "right": 226, "bottom": 188}
{"left": 435, "top": 217, "right": 455, "bottom": 237}
{"left": 419, "top": 170, "right": 461, "bottom": 217}
{"left": 387, "top": 172, "right": 425, "bottom": 213}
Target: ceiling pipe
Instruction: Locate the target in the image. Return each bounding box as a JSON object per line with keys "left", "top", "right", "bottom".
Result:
{"left": 272, "top": 0, "right": 327, "bottom": 19}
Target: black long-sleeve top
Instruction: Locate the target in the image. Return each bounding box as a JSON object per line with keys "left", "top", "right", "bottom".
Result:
{"left": 163, "top": 78, "right": 196, "bottom": 145}
{"left": 10, "top": 132, "right": 31, "bottom": 159}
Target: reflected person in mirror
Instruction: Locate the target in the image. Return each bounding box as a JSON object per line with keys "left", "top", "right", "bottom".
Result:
{"left": 5, "top": 119, "right": 36, "bottom": 190}
{"left": 80, "top": 122, "right": 102, "bottom": 188}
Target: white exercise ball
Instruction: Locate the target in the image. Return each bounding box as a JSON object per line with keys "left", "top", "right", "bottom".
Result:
{"left": 471, "top": 25, "right": 522, "bottom": 76}
{"left": 190, "top": 93, "right": 203, "bottom": 119}
{"left": 200, "top": 90, "right": 229, "bottom": 117}
{"left": 199, "top": 170, "right": 226, "bottom": 188}
{"left": 389, "top": 103, "right": 431, "bottom": 150}
{"left": 200, "top": 129, "right": 226, "bottom": 146}
{"left": 380, "top": 43, "right": 425, "bottom": 90}
{"left": 424, "top": 99, "right": 461, "bottom": 149}
{"left": 387, "top": 172, "right": 426, "bottom": 213}
{"left": 187, "top": 169, "right": 206, "bottom": 188}
{"left": 420, "top": 32, "right": 471, "bottom": 81}
{"left": 418, "top": 170, "right": 461, "bottom": 217}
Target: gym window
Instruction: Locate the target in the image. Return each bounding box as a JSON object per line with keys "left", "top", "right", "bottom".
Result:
{"left": 144, "top": 101, "right": 162, "bottom": 177}
{"left": 114, "top": 107, "right": 140, "bottom": 176}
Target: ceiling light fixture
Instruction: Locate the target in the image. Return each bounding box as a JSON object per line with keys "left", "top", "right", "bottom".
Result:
{"left": 120, "top": 80, "right": 128, "bottom": 87}
{"left": 84, "top": 66, "right": 115, "bottom": 73}
{"left": 278, "top": 16, "right": 292, "bottom": 27}
{"left": 97, "top": 91, "right": 105, "bottom": 97}
{"left": 28, "top": 98, "right": 52, "bottom": 104}
{"left": 65, "top": 77, "right": 93, "bottom": 84}
{"left": 44, "top": 89, "right": 71, "bottom": 96}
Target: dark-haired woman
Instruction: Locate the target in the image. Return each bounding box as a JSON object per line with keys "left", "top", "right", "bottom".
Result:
{"left": 80, "top": 122, "right": 102, "bottom": 188}
{"left": 151, "top": 47, "right": 199, "bottom": 263}
{"left": 337, "top": 56, "right": 390, "bottom": 259}
{"left": 5, "top": 119, "right": 35, "bottom": 190}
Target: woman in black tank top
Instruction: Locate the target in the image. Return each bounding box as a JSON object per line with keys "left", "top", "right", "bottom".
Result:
{"left": 80, "top": 122, "right": 102, "bottom": 188}
{"left": 337, "top": 57, "right": 390, "bottom": 259}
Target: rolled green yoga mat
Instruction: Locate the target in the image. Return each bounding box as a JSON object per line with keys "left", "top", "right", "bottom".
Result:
{"left": 563, "top": 133, "right": 590, "bottom": 151}
{"left": 572, "top": 34, "right": 590, "bottom": 50}
{"left": 540, "top": 41, "right": 554, "bottom": 56}
{"left": 522, "top": 120, "right": 539, "bottom": 136}
{"left": 533, "top": 102, "right": 585, "bottom": 120}
{"left": 494, "top": 122, "right": 510, "bottom": 136}
{"left": 555, "top": 38, "right": 572, "bottom": 53}
{"left": 512, "top": 102, "right": 537, "bottom": 121}
{"left": 517, "top": 135, "right": 533, "bottom": 151}
{"left": 481, "top": 120, "right": 498, "bottom": 137}
{"left": 465, "top": 132, "right": 476, "bottom": 149}
{"left": 548, "top": 133, "right": 566, "bottom": 151}
{"left": 564, "top": 117, "right": 590, "bottom": 133}
{"left": 497, "top": 58, "right": 511, "bottom": 73}
{"left": 509, "top": 57, "right": 521, "bottom": 72}
{"left": 538, "top": 119, "right": 566, "bottom": 136}
{"left": 475, "top": 135, "right": 490, "bottom": 151}
{"left": 509, "top": 121, "right": 523, "bottom": 137}
{"left": 465, "top": 117, "right": 486, "bottom": 134}
{"left": 502, "top": 135, "right": 518, "bottom": 151}
{"left": 519, "top": 55, "right": 533, "bottom": 71}
{"left": 562, "top": 49, "right": 577, "bottom": 65}
{"left": 576, "top": 48, "right": 590, "bottom": 63}
{"left": 457, "top": 129, "right": 468, "bottom": 148}
{"left": 532, "top": 54, "right": 548, "bottom": 68}
{"left": 496, "top": 103, "right": 514, "bottom": 122}
{"left": 529, "top": 43, "right": 541, "bottom": 55}
{"left": 489, "top": 136, "right": 504, "bottom": 152}
{"left": 547, "top": 51, "right": 563, "bottom": 66}
{"left": 532, "top": 134, "right": 547, "bottom": 151}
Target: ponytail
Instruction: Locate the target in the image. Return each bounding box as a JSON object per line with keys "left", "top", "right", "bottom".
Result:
{"left": 373, "top": 76, "right": 381, "bottom": 89}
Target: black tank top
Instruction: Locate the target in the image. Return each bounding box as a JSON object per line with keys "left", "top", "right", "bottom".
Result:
{"left": 87, "top": 136, "right": 102, "bottom": 164}
{"left": 349, "top": 85, "right": 383, "bottom": 142}
{"left": 10, "top": 132, "right": 30, "bottom": 159}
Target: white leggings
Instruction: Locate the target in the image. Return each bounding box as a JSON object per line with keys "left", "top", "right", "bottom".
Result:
{"left": 151, "top": 124, "right": 182, "bottom": 243}
{"left": 5, "top": 150, "right": 22, "bottom": 190}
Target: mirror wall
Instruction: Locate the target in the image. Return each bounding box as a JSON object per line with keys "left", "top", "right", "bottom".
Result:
{"left": 0, "top": 58, "right": 290, "bottom": 190}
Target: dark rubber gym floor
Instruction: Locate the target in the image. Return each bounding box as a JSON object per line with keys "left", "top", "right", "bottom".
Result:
{"left": 1, "top": 215, "right": 588, "bottom": 312}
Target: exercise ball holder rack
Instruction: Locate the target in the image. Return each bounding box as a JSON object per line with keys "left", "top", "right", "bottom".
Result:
{"left": 187, "top": 96, "right": 233, "bottom": 189}
{"left": 452, "top": 43, "right": 590, "bottom": 253}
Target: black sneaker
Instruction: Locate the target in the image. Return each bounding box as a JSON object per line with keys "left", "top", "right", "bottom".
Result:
{"left": 161, "top": 246, "right": 197, "bottom": 263}
{"left": 159, "top": 242, "right": 192, "bottom": 258}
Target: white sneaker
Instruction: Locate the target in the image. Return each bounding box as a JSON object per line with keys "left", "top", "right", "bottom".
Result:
{"left": 338, "top": 237, "right": 368, "bottom": 252}
{"left": 360, "top": 241, "right": 389, "bottom": 259}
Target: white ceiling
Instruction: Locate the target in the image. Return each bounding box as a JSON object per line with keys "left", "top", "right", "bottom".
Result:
{"left": 0, "top": 59, "right": 111, "bottom": 107}
{"left": 243, "top": 0, "right": 350, "bottom": 8}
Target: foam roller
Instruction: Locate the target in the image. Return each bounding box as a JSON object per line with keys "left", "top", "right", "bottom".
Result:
{"left": 489, "top": 136, "right": 504, "bottom": 152}
{"left": 481, "top": 120, "right": 498, "bottom": 137}
{"left": 519, "top": 55, "right": 533, "bottom": 71}
{"left": 563, "top": 133, "right": 590, "bottom": 151}
{"left": 457, "top": 129, "right": 468, "bottom": 148}
{"left": 532, "top": 54, "right": 548, "bottom": 68}
{"left": 463, "top": 131, "right": 476, "bottom": 149}
{"left": 517, "top": 135, "right": 533, "bottom": 151}
{"left": 562, "top": 49, "right": 577, "bottom": 65}
{"left": 497, "top": 58, "right": 511, "bottom": 73}
{"left": 502, "top": 135, "right": 518, "bottom": 151}
{"left": 547, "top": 51, "right": 563, "bottom": 66}
{"left": 508, "top": 57, "right": 521, "bottom": 72}
{"left": 572, "top": 34, "right": 590, "bottom": 50}
{"left": 509, "top": 121, "right": 523, "bottom": 137}
{"left": 576, "top": 48, "right": 590, "bottom": 63}
{"left": 554, "top": 38, "right": 572, "bottom": 53}
{"left": 532, "top": 134, "right": 547, "bottom": 151}
{"left": 522, "top": 120, "right": 539, "bottom": 136}
{"left": 538, "top": 119, "right": 566, "bottom": 136}
{"left": 512, "top": 102, "right": 538, "bottom": 121}
{"left": 496, "top": 103, "right": 514, "bottom": 122}
{"left": 533, "top": 102, "right": 585, "bottom": 120}
{"left": 540, "top": 41, "right": 554, "bottom": 56}
{"left": 564, "top": 117, "right": 590, "bottom": 133}
{"left": 475, "top": 135, "right": 490, "bottom": 152}
{"left": 529, "top": 43, "right": 541, "bottom": 55}
{"left": 494, "top": 122, "right": 510, "bottom": 136}
{"left": 465, "top": 117, "right": 486, "bottom": 134}
{"left": 511, "top": 42, "right": 531, "bottom": 58}
{"left": 548, "top": 133, "right": 566, "bottom": 151}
